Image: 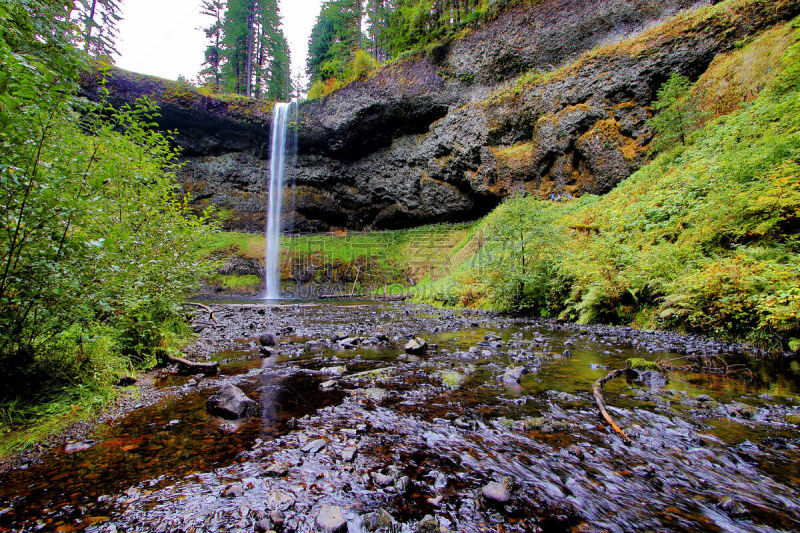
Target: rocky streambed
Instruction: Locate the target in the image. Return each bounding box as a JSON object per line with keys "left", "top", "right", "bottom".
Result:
{"left": 1, "top": 301, "right": 800, "bottom": 532}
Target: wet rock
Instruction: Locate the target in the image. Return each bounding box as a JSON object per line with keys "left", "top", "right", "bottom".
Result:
{"left": 371, "top": 472, "right": 394, "bottom": 487}
{"left": 364, "top": 509, "right": 394, "bottom": 531}
{"left": 440, "top": 370, "right": 467, "bottom": 389}
{"left": 186, "top": 378, "right": 198, "bottom": 387}
{"left": 482, "top": 481, "right": 511, "bottom": 503}
{"left": 359, "top": 387, "right": 389, "bottom": 402}
{"left": 301, "top": 438, "right": 327, "bottom": 454}
{"left": 728, "top": 402, "right": 758, "bottom": 419}
{"left": 265, "top": 490, "right": 296, "bottom": 511}
{"left": 64, "top": 441, "right": 95, "bottom": 454}
{"left": 395, "top": 475, "right": 410, "bottom": 493}
{"left": 404, "top": 337, "right": 428, "bottom": 355}
{"left": 696, "top": 394, "right": 713, "bottom": 402}
{"left": 259, "top": 346, "right": 274, "bottom": 357}
{"left": 717, "top": 496, "right": 749, "bottom": 518}
{"left": 418, "top": 515, "right": 440, "bottom": 533}
{"left": 205, "top": 385, "right": 258, "bottom": 420}
{"left": 632, "top": 370, "right": 668, "bottom": 391}
{"left": 264, "top": 463, "right": 289, "bottom": 477}
{"left": 221, "top": 483, "right": 244, "bottom": 498}
{"left": 316, "top": 505, "right": 347, "bottom": 533}
{"left": 258, "top": 333, "right": 276, "bottom": 347}
{"left": 341, "top": 446, "right": 357, "bottom": 462}
{"left": 500, "top": 366, "right": 528, "bottom": 385}
{"left": 338, "top": 337, "right": 362, "bottom": 349}
{"left": 321, "top": 365, "right": 347, "bottom": 376}
{"left": 321, "top": 379, "right": 337, "bottom": 389}
{"left": 254, "top": 518, "right": 272, "bottom": 532}
{"left": 269, "top": 510, "right": 285, "bottom": 525}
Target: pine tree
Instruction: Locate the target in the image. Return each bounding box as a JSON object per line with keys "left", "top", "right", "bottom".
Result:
{"left": 75, "top": 0, "right": 122, "bottom": 58}
{"left": 199, "top": 0, "right": 225, "bottom": 92}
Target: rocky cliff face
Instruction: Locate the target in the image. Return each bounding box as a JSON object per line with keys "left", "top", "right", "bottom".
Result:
{"left": 88, "top": 0, "right": 800, "bottom": 232}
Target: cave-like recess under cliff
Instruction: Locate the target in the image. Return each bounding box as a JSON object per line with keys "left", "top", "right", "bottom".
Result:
{"left": 81, "top": 0, "right": 800, "bottom": 233}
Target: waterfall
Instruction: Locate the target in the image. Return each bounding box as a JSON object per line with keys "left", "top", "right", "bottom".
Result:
{"left": 264, "top": 101, "right": 296, "bottom": 300}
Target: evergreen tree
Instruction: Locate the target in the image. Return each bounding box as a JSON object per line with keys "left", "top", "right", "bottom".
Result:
{"left": 307, "top": 0, "right": 365, "bottom": 84}
{"left": 199, "top": 0, "right": 225, "bottom": 91}
{"left": 215, "top": 0, "right": 289, "bottom": 98}
{"left": 75, "top": 0, "right": 122, "bottom": 58}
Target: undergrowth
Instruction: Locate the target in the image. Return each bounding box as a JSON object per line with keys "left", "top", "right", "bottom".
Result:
{"left": 417, "top": 19, "right": 800, "bottom": 350}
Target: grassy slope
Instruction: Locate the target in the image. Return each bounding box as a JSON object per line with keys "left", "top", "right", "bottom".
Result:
{"left": 419, "top": 19, "right": 800, "bottom": 349}
{"left": 204, "top": 223, "right": 477, "bottom": 292}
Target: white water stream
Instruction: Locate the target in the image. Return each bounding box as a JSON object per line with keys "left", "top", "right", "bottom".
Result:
{"left": 264, "top": 102, "right": 296, "bottom": 299}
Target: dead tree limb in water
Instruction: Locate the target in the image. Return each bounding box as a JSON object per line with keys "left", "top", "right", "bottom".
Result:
{"left": 592, "top": 368, "right": 631, "bottom": 444}
{"left": 185, "top": 302, "right": 217, "bottom": 324}
{"left": 163, "top": 351, "right": 219, "bottom": 375}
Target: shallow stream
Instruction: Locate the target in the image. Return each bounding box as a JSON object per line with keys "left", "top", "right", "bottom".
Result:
{"left": 1, "top": 302, "right": 799, "bottom": 532}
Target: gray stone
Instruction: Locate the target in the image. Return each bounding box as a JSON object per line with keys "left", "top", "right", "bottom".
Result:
{"left": 418, "top": 515, "right": 440, "bottom": 533}
{"left": 341, "top": 446, "right": 357, "bottom": 462}
{"left": 500, "top": 366, "right": 528, "bottom": 385}
{"left": 482, "top": 481, "right": 511, "bottom": 503}
{"left": 404, "top": 337, "right": 428, "bottom": 355}
{"left": 221, "top": 483, "right": 244, "bottom": 498}
{"left": 632, "top": 370, "right": 668, "bottom": 391}
{"left": 205, "top": 385, "right": 258, "bottom": 420}
{"left": 301, "top": 438, "right": 328, "bottom": 454}
{"left": 364, "top": 509, "right": 394, "bottom": 531}
{"left": 258, "top": 333, "right": 276, "bottom": 347}
{"left": 316, "top": 505, "right": 347, "bottom": 533}
{"left": 265, "top": 490, "right": 296, "bottom": 511}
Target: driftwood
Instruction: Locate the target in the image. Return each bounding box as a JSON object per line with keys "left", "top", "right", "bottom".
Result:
{"left": 185, "top": 302, "right": 217, "bottom": 324}
{"left": 164, "top": 352, "right": 219, "bottom": 375}
{"left": 592, "top": 368, "right": 631, "bottom": 444}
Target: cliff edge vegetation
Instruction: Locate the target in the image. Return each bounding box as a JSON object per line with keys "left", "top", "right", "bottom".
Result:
{"left": 416, "top": 19, "right": 800, "bottom": 351}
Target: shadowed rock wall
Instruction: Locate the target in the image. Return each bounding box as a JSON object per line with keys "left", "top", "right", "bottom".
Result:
{"left": 86, "top": 0, "right": 800, "bottom": 232}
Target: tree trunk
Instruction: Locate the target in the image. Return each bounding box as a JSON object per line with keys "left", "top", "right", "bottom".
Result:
{"left": 84, "top": 0, "right": 97, "bottom": 52}
{"left": 245, "top": 2, "right": 255, "bottom": 97}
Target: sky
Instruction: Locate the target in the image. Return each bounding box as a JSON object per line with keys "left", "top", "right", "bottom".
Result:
{"left": 116, "top": 0, "right": 324, "bottom": 86}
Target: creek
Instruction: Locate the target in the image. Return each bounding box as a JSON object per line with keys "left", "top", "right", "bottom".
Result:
{"left": 1, "top": 301, "right": 799, "bottom": 532}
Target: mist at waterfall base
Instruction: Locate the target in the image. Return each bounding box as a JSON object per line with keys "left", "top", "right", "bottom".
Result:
{"left": 264, "top": 101, "right": 297, "bottom": 300}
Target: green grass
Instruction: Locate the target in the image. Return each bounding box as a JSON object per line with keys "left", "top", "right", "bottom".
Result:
{"left": 206, "top": 222, "right": 478, "bottom": 287}
{"left": 0, "top": 384, "right": 123, "bottom": 460}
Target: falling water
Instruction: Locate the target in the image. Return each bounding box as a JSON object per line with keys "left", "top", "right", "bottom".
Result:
{"left": 264, "top": 102, "right": 296, "bottom": 300}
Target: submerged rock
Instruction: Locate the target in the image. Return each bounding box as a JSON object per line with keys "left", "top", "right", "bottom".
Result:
{"left": 500, "top": 366, "right": 528, "bottom": 385}
{"left": 205, "top": 385, "right": 258, "bottom": 420}
{"left": 632, "top": 370, "right": 668, "bottom": 391}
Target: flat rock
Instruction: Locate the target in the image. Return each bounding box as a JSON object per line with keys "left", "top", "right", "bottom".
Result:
{"left": 301, "top": 438, "right": 327, "bottom": 454}
{"left": 316, "top": 505, "right": 347, "bottom": 533}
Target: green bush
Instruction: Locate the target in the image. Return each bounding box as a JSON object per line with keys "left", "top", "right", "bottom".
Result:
{"left": 0, "top": 1, "right": 218, "bottom": 402}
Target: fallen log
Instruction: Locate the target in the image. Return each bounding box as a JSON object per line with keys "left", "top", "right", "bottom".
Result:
{"left": 185, "top": 302, "right": 217, "bottom": 324}
{"left": 592, "top": 368, "right": 631, "bottom": 444}
{"left": 164, "top": 352, "right": 219, "bottom": 375}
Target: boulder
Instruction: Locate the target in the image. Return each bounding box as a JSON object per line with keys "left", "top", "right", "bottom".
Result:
{"left": 404, "top": 337, "right": 428, "bottom": 355}
{"left": 205, "top": 385, "right": 258, "bottom": 419}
